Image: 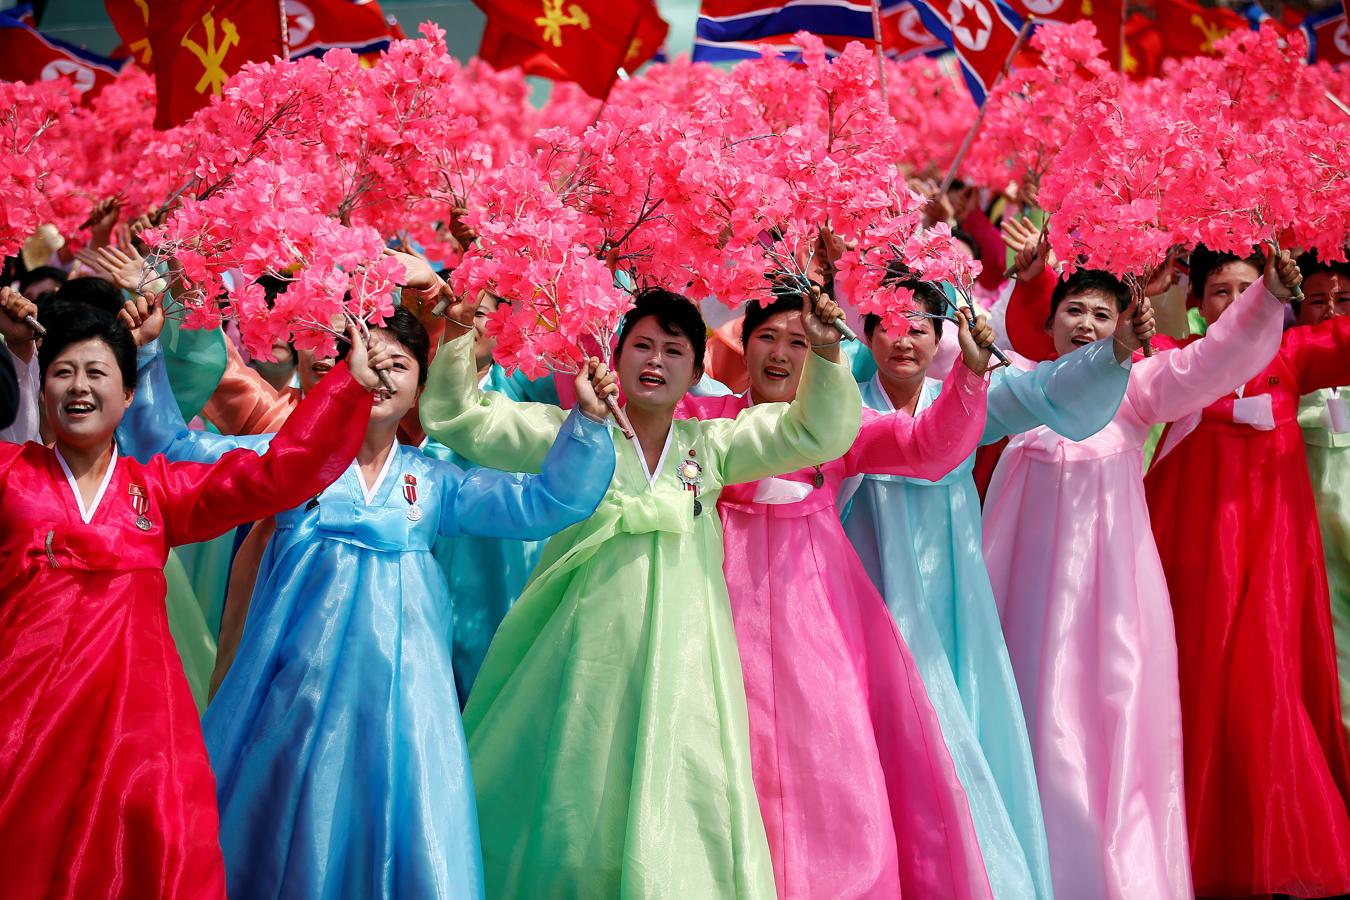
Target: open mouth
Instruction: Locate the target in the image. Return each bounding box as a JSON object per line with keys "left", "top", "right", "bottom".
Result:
{"left": 64, "top": 400, "right": 96, "bottom": 419}
{"left": 311, "top": 361, "right": 333, "bottom": 379}
{"left": 637, "top": 372, "right": 666, "bottom": 388}
{"left": 763, "top": 365, "right": 790, "bottom": 381}
{"left": 1070, "top": 335, "right": 1094, "bottom": 347}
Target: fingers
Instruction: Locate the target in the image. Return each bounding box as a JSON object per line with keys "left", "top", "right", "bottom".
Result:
{"left": 589, "top": 357, "right": 619, "bottom": 401}
{"left": 1134, "top": 296, "right": 1157, "bottom": 337}
{"left": 971, "top": 313, "right": 995, "bottom": 347}
{"left": 0, "top": 286, "right": 38, "bottom": 322}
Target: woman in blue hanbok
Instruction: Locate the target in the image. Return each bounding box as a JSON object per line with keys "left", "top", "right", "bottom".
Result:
{"left": 840, "top": 288, "right": 1140, "bottom": 899}
{"left": 116, "top": 302, "right": 617, "bottom": 900}
{"left": 421, "top": 292, "right": 562, "bottom": 704}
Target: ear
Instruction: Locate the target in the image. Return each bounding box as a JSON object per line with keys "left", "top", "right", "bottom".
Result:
{"left": 688, "top": 364, "right": 705, "bottom": 391}
{"left": 1043, "top": 315, "right": 1054, "bottom": 335}
{"left": 122, "top": 387, "right": 135, "bottom": 410}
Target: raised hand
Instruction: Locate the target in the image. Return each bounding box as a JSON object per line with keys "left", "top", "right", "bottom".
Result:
{"left": 449, "top": 207, "right": 478, "bottom": 249}
{"left": 573, "top": 356, "right": 620, "bottom": 423}
{"left": 955, "top": 307, "right": 996, "bottom": 376}
{"left": 1001, "top": 215, "right": 1047, "bottom": 283}
{"left": 84, "top": 194, "right": 125, "bottom": 247}
{"left": 345, "top": 321, "right": 395, "bottom": 392}
{"left": 0, "top": 287, "right": 40, "bottom": 361}
{"left": 799, "top": 284, "right": 845, "bottom": 362}
{"left": 95, "top": 244, "right": 151, "bottom": 294}
{"left": 1114, "top": 294, "right": 1157, "bottom": 362}
{"left": 1263, "top": 245, "right": 1302, "bottom": 302}
{"left": 117, "top": 291, "right": 166, "bottom": 347}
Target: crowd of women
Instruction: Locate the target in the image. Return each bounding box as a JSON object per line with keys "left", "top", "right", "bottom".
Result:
{"left": 2, "top": 187, "right": 1350, "bottom": 900}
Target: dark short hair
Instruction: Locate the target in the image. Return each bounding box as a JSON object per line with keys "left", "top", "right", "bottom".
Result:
{"left": 952, "top": 226, "right": 981, "bottom": 262}
{"left": 52, "top": 276, "right": 125, "bottom": 315}
{"left": 1049, "top": 270, "right": 1131, "bottom": 318}
{"left": 18, "top": 265, "right": 67, "bottom": 296}
{"left": 863, "top": 280, "right": 948, "bottom": 340}
{"left": 1189, "top": 245, "right": 1263, "bottom": 299}
{"left": 37, "top": 299, "right": 138, "bottom": 391}
{"left": 335, "top": 306, "right": 430, "bottom": 386}
{"left": 741, "top": 293, "right": 804, "bottom": 349}
{"left": 615, "top": 288, "right": 706, "bottom": 371}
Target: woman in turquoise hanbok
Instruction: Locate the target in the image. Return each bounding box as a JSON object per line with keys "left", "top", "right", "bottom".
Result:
{"left": 840, "top": 284, "right": 1140, "bottom": 899}
{"left": 116, "top": 301, "right": 617, "bottom": 900}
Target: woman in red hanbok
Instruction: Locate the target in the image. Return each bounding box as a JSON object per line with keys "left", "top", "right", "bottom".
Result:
{"left": 1145, "top": 249, "right": 1350, "bottom": 897}
{"left": 0, "top": 294, "right": 383, "bottom": 899}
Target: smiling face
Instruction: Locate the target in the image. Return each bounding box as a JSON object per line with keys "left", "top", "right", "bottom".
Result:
{"left": 41, "top": 337, "right": 133, "bottom": 450}
{"left": 745, "top": 310, "right": 810, "bottom": 404}
{"left": 296, "top": 346, "right": 334, "bottom": 394}
{"left": 1200, "top": 260, "right": 1260, "bottom": 326}
{"left": 616, "top": 317, "right": 701, "bottom": 412}
{"left": 1048, "top": 289, "right": 1121, "bottom": 356}
{"left": 367, "top": 330, "right": 422, "bottom": 426}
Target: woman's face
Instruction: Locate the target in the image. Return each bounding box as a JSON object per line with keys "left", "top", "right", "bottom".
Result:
{"left": 41, "top": 338, "right": 133, "bottom": 449}
{"left": 296, "top": 346, "right": 333, "bottom": 394}
{"left": 474, "top": 293, "right": 499, "bottom": 369}
{"left": 367, "top": 331, "right": 421, "bottom": 427}
{"left": 745, "top": 310, "right": 809, "bottom": 404}
{"left": 869, "top": 315, "right": 939, "bottom": 387}
{"left": 1199, "top": 261, "right": 1260, "bottom": 326}
{"left": 1296, "top": 272, "right": 1343, "bottom": 326}
{"left": 617, "top": 317, "right": 701, "bottom": 411}
{"left": 1048, "top": 289, "right": 1120, "bottom": 356}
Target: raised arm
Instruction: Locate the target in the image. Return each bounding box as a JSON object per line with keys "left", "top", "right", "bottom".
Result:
{"left": 446, "top": 407, "right": 615, "bottom": 541}
{"left": 419, "top": 330, "right": 566, "bottom": 474}
{"left": 712, "top": 350, "right": 862, "bottom": 486}
{"left": 1003, "top": 267, "right": 1058, "bottom": 362}
{"left": 156, "top": 364, "right": 371, "bottom": 547}
{"left": 983, "top": 340, "right": 1129, "bottom": 444}
{"left": 845, "top": 361, "right": 988, "bottom": 480}
{"left": 1128, "top": 279, "right": 1285, "bottom": 425}
{"left": 1289, "top": 314, "right": 1350, "bottom": 394}
{"left": 118, "top": 339, "right": 271, "bottom": 464}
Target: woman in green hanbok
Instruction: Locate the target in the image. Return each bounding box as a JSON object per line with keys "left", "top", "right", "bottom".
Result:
{"left": 420, "top": 288, "right": 863, "bottom": 898}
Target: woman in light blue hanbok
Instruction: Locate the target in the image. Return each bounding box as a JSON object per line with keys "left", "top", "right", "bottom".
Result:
{"left": 840, "top": 288, "right": 1138, "bottom": 899}
{"left": 116, "top": 304, "right": 617, "bottom": 900}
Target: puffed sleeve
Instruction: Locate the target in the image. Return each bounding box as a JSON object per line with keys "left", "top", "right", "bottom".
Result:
{"left": 706, "top": 351, "right": 862, "bottom": 486}
{"left": 441, "top": 407, "right": 616, "bottom": 540}
{"left": 420, "top": 330, "right": 566, "bottom": 475}
{"left": 153, "top": 364, "right": 371, "bottom": 547}
{"left": 983, "top": 339, "right": 1129, "bottom": 444}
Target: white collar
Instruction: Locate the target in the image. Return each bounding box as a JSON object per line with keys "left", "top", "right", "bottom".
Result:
{"left": 358, "top": 441, "right": 399, "bottom": 505}
{"left": 55, "top": 444, "right": 119, "bottom": 525}
{"left": 633, "top": 425, "right": 674, "bottom": 489}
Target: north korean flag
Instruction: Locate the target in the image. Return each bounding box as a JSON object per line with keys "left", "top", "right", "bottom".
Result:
{"left": 0, "top": 10, "right": 125, "bottom": 98}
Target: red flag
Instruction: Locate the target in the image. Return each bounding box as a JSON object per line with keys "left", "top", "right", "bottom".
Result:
{"left": 1303, "top": 4, "right": 1350, "bottom": 66}
{"left": 284, "top": 0, "right": 398, "bottom": 59}
{"left": 1000, "top": 0, "right": 1123, "bottom": 67}
{"left": 1152, "top": 0, "right": 1247, "bottom": 60}
{"left": 145, "top": 0, "right": 286, "bottom": 128}
{"left": 475, "top": 0, "right": 668, "bottom": 98}
{"left": 1122, "top": 11, "right": 1162, "bottom": 78}
{"left": 0, "top": 14, "right": 124, "bottom": 97}
{"left": 105, "top": 0, "right": 154, "bottom": 69}
{"left": 881, "top": 2, "right": 946, "bottom": 59}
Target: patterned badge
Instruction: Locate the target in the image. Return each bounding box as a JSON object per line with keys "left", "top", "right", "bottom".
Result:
{"left": 677, "top": 448, "right": 704, "bottom": 517}
{"left": 403, "top": 474, "right": 423, "bottom": 522}
{"left": 128, "top": 484, "right": 152, "bottom": 531}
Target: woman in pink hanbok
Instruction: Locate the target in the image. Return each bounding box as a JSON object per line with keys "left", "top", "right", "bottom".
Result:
{"left": 683, "top": 287, "right": 999, "bottom": 899}
{"left": 982, "top": 254, "right": 1299, "bottom": 899}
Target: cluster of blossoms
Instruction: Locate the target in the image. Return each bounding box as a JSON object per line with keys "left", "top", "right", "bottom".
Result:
{"left": 12, "top": 18, "right": 1350, "bottom": 372}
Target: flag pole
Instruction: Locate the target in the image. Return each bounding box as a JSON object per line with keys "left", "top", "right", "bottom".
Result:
{"left": 938, "top": 15, "right": 1035, "bottom": 194}
{"left": 870, "top": 0, "right": 889, "bottom": 104}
